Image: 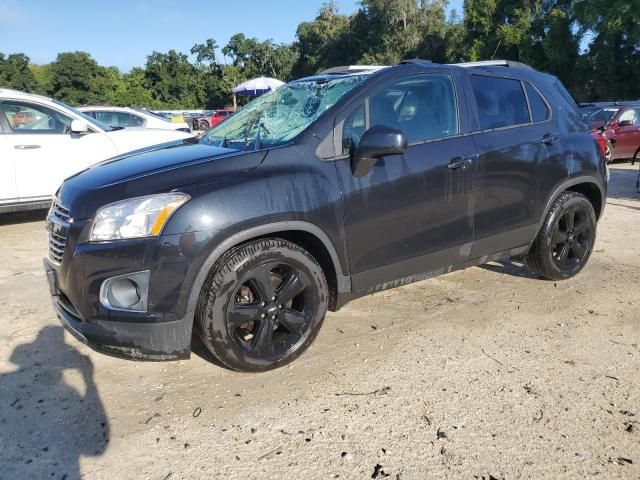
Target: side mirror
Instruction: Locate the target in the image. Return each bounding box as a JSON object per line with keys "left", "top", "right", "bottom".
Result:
{"left": 351, "top": 125, "right": 407, "bottom": 177}
{"left": 70, "top": 119, "right": 89, "bottom": 134}
{"left": 618, "top": 120, "right": 634, "bottom": 127}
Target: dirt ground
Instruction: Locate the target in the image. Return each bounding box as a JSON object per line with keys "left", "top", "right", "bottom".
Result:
{"left": 0, "top": 164, "right": 639, "bottom": 480}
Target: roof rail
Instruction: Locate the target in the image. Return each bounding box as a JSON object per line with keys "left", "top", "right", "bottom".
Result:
{"left": 319, "top": 65, "right": 388, "bottom": 75}
{"left": 453, "top": 60, "right": 534, "bottom": 70}
{"left": 400, "top": 59, "right": 433, "bottom": 65}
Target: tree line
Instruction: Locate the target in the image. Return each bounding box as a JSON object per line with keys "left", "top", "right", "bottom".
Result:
{"left": 0, "top": 0, "right": 638, "bottom": 109}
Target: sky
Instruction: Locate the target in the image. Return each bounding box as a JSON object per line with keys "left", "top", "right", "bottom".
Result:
{"left": 0, "top": 0, "right": 464, "bottom": 71}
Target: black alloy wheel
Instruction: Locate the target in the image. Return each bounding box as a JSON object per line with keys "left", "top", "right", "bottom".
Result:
{"left": 197, "top": 238, "right": 328, "bottom": 372}
{"left": 549, "top": 205, "right": 593, "bottom": 274}
{"left": 526, "top": 191, "right": 597, "bottom": 280}
{"left": 227, "top": 261, "right": 316, "bottom": 358}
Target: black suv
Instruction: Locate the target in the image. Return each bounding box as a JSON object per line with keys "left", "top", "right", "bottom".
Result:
{"left": 44, "top": 60, "right": 607, "bottom": 371}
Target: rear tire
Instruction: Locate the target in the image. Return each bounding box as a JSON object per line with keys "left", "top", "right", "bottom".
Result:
{"left": 525, "top": 192, "right": 597, "bottom": 281}
{"left": 196, "top": 238, "right": 328, "bottom": 372}
{"left": 198, "top": 120, "right": 210, "bottom": 131}
{"left": 605, "top": 141, "right": 613, "bottom": 163}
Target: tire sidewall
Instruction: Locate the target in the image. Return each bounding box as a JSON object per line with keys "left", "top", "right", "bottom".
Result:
{"left": 538, "top": 195, "right": 597, "bottom": 280}
{"left": 201, "top": 240, "right": 328, "bottom": 372}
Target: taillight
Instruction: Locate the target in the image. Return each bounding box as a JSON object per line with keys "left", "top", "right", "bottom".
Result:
{"left": 590, "top": 132, "right": 607, "bottom": 157}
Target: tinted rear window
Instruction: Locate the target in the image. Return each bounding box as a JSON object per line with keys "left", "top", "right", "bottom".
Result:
{"left": 471, "top": 76, "right": 529, "bottom": 130}
{"left": 525, "top": 83, "right": 550, "bottom": 122}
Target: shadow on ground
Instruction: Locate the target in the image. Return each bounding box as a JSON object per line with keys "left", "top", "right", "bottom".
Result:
{"left": 0, "top": 326, "right": 109, "bottom": 479}
{"left": 607, "top": 164, "right": 640, "bottom": 201}
{"left": 0, "top": 209, "right": 48, "bottom": 226}
{"left": 479, "top": 259, "right": 540, "bottom": 279}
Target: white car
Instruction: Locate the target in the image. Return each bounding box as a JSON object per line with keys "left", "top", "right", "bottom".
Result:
{"left": 0, "top": 88, "right": 194, "bottom": 213}
{"left": 78, "top": 105, "right": 191, "bottom": 132}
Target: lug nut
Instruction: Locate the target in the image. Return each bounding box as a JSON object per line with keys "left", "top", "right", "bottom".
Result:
{"left": 278, "top": 304, "right": 283, "bottom": 309}
{"left": 271, "top": 315, "right": 277, "bottom": 320}
{"left": 271, "top": 296, "right": 277, "bottom": 301}
{"left": 261, "top": 313, "right": 266, "bottom": 319}
{"left": 261, "top": 301, "right": 266, "bottom": 307}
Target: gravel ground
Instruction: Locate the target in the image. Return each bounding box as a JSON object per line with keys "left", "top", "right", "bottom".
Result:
{"left": 0, "top": 164, "right": 639, "bottom": 480}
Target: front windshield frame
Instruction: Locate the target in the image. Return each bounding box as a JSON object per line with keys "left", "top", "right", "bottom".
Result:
{"left": 53, "top": 99, "right": 113, "bottom": 131}
{"left": 200, "top": 74, "right": 369, "bottom": 151}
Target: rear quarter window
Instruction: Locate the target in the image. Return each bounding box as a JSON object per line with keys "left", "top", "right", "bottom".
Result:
{"left": 524, "top": 83, "right": 550, "bottom": 122}
{"left": 471, "top": 76, "right": 529, "bottom": 130}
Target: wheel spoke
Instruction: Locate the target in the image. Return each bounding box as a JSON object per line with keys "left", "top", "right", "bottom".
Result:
{"left": 227, "top": 303, "right": 260, "bottom": 328}
{"left": 252, "top": 319, "right": 273, "bottom": 356}
{"left": 248, "top": 264, "right": 275, "bottom": 302}
{"left": 277, "top": 271, "right": 308, "bottom": 305}
{"left": 557, "top": 243, "right": 570, "bottom": 263}
{"left": 552, "top": 229, "right": 568, "bottom": 244}
{"left": 573, "top": 217, "right": 590, "bottom": 236}
{"left": 564, "top": 208, "right": 575, "bottom": 231}
{"left": 571, "top": 240, "right": 587, "bottom": 259}
{"left": 279, "top": 308, "right": 308, "bottom": 334}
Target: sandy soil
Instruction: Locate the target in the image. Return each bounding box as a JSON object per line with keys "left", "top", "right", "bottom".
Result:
{"left": 0, "top": 164, "right": 639, "bottom": 480}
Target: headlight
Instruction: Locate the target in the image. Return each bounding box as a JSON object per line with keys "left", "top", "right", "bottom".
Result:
{"left": 90, "top": 193, "right": 190, "bottom": 241}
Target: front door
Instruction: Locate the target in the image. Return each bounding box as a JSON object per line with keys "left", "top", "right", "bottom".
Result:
{"left": 334, "top": 72, "right": 476, "bottom": 293}
{"left": 614, "top": 107, "right": 640, "bottom": 159}
{"left": 0, "top": 125, "right": 17, "bottom": 203}
{"left": 0, "top": 100, "right": 116, "bottom": 201}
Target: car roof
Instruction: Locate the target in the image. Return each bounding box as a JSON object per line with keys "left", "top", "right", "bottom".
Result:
{"left": 0, "top": 88, "right": 55, "bottom": 103}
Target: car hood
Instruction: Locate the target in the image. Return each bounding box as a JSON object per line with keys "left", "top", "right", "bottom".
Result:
{"left": 58, "top": 141, "right": 267, "bottom": 219}
{"left": 104, "top": 127, "right": 193, "bottom": 151}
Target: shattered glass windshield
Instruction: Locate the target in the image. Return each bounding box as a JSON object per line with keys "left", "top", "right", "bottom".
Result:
{"left": 200, "top": 75, "right": 367, "bottom": 151}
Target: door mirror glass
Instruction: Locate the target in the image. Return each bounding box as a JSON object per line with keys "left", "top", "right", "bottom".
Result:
{"left": 351, "top": 125, "right": 406, "bottom": 177}
{"left": 70, "top": 119, "right": 89, "bottom": 134}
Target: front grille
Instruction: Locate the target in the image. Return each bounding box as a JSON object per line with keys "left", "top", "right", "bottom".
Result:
{"left": 47, "top": 199, "right": 71, "bottom": 264}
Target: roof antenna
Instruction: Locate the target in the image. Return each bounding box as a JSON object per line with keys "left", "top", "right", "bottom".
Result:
{"left": 491, "top": 40, "right": 502, "bottom": 60}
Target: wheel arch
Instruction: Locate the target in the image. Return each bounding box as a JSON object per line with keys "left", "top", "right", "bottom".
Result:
{"left": 534, "top": 176, "right": 605, "bottom": 245}
{"left": 184, "top": 222, "right": 350, "bottom": 318}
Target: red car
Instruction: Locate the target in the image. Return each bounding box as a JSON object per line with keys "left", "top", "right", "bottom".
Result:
{"left": 193, "top": 109, "right": 234, "bottom": 131}
{"left": 587, "top": 104, "right": 640, "bottom": 164}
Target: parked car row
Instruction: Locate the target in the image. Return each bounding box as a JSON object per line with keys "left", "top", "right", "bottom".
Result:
{"left": 580, "top": 102, "right": 640, "bottom": 164}
{"left": 78, "top": 106, "right": 191, "bottom": 132}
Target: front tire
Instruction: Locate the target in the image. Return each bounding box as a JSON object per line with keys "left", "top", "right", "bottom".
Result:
{"left": 196, "top": 238, "right": 328, "bottom": 372}
{"left": 525, "top": 192, "right": 597, "bottom": 281}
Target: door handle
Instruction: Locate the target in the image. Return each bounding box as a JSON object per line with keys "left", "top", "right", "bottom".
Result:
{"left": 14, "top": 144, "right": 41, "bottom": 150}
{"left": 447, "top": 157, "right": 473, "bottom": 170}
{"left": 541, "top": 134, "right": 558, "bottom": 146}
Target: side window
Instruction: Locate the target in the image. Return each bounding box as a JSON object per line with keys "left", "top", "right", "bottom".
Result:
{"left": 370, "top": 74, "right": 458, "bottom": 144}
{"left": 0, "top": 101, "right": 72, "bottom": 134}
{"left": 341, "top": 104, "right": 366, "bottom": 155}
{"left": 525, "top": 83, "right": 550, "bottom": 122}
{"left": 471, "top": 76, "right": 529, "bottom": 130}
{"left": 619, "top": 109, "right": 638, "bottom": 125}
{"left": 129, "top": 114, "right": 145, "bottom": 127}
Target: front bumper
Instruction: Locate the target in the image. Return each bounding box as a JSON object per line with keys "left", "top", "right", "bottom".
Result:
{"left": 44, "top": 257, "right": 193, "bottom": 360}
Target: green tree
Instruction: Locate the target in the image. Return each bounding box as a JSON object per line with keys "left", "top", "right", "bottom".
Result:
{"left": 145, "top": 50, "right": 200, "bottom": 108}
{"left": 50, "top": 51, "right": 102, "bottom": 104}
{"left": 0, "top": 53, "right": 38, "bottom": 92}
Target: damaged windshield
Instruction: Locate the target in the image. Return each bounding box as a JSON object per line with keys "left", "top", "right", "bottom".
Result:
{"left": 200, "top": 74, "right": 367, "bottom": 151}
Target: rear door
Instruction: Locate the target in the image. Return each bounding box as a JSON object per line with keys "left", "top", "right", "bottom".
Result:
{"left": 467, "top": 74, "right": 560, "bottom": 257}
{"left": 334, "top": 71, "right": 476, "bottom": 292}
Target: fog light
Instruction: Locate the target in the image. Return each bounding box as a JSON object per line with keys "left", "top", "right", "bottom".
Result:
{"left": 100, "top": 271, "right": 150, "bottom": 312}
